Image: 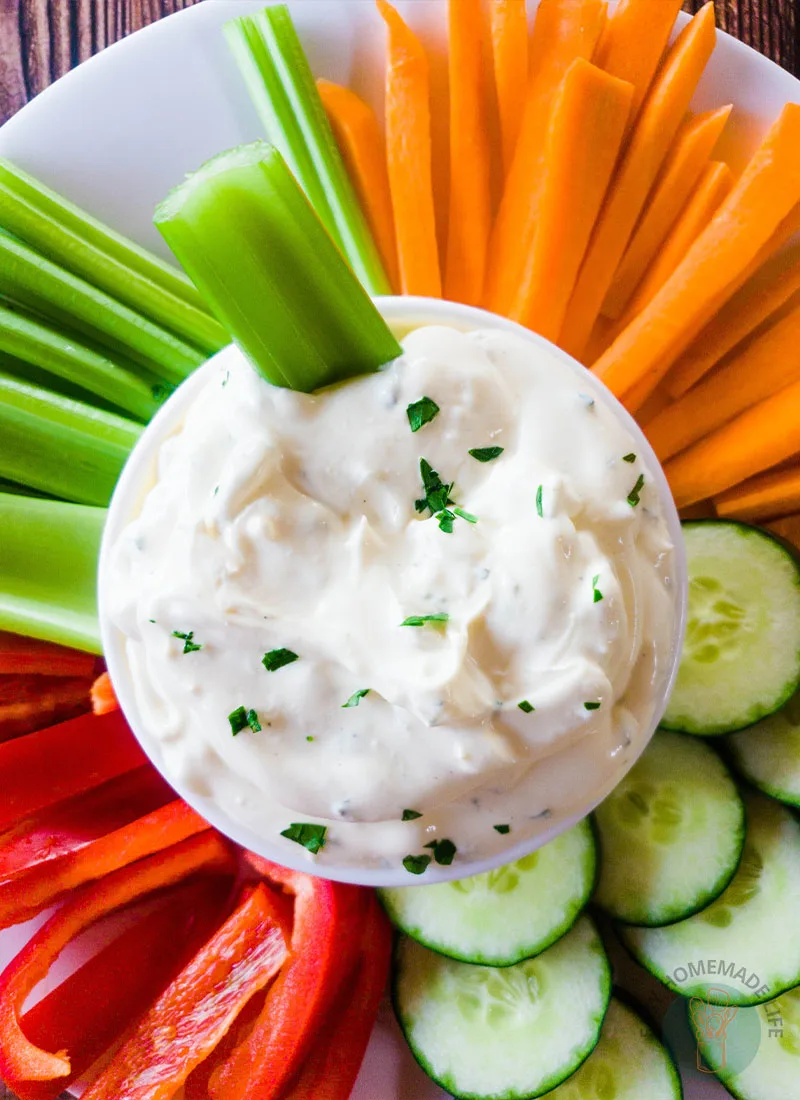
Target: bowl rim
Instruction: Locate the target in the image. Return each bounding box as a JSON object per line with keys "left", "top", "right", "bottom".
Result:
{"left": 98, "top": 296, "right": 687, "bottom": 887}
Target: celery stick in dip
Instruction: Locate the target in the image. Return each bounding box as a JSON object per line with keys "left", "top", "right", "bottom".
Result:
{"left": 106, "top": 325, "right": 678, "bottom": 871}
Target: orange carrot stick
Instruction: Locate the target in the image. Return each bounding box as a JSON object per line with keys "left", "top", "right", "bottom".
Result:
{"left": 664, "top": 378, "right": 800, "bottom": 509}
{"left": 667, "top": 243, "right": 800, "bottom": 398}
{"left": 592, "top": 103, "right": 800, "bottom": 408}
{"left": 316, "top": 79, "right": 399, "bottom": 293}
{"left": 508, "top": 60, "right": 633, "bottom": 341}
{"left": 603, "top": 105, "right": 731, "bottom": 319}
{"left": 483, "top": 0, "right": 606, "bottom": 315}
{"left": 377, "top": 0, "right": 441, "bottom": 297}
{"left": 767, "top": 513, "right": 800, "bottom": 550}
{"left": 445, "top": 0, "right": 492, "bottom": 306}
{"left": 646, "top": 300, "right": 800, "bottom": 462}
{"left": 91, "top": 670, "right": 120, "bottom": 716}
{"left": 714, "top": 465, "right": 800, "bottom": 523}
{"left": 559, "top": 3, "right": 716, "bottom": 362}
{"left": 489, "top": 0, "right": 529, "bottom": 175}
{"left": 593, "top": 0, "right": 684, "bottom": 119}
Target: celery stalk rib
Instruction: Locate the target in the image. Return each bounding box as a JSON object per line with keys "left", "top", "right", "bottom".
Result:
{"left": 225, "top": 6, "right": 391, "bottom": 297}
{"left": 0, "top": 231, "right": 205, "bottom": 384}
{"left": 0, "top": 373, "right": 140, "bottom": 506}
{"left": 154, "top": 142, "right": 401, "bottom": 392}
{"left": 0, "top": 492, "right": 104, "bottom": 653}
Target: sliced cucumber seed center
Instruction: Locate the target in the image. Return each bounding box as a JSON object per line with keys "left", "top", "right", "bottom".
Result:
{"left": 684, "top": 575, "right": 750, "bottom": 665}
{"left": 613, "top": 782, "right": 684, "bottom": 843}
{"left": 777, "top": 996, "right": 800, "bottom": 1055}
{"left": 700, "top": 846, "right": 763, "bottom": 926}
{"left": 454, "top": 961, "right": 545, "bottom": 1028}
{"left": 450, "top": 852, "right": 539, "bottom": 896}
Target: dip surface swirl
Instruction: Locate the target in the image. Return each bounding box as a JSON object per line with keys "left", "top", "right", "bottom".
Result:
{"left": 107, "top": 324, "right": 678, "bottom": 871}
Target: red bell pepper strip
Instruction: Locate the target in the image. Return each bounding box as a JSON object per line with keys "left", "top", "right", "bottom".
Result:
{"left": 80, "top": 881, "right": 289, "bottom": 1100}
{"left": 208, "top": 856, "right": 368, "bottom": 1100}
{"left": 7, "top": 875, "right": 232, "bottom": 1100}
{"left": 0, "top": 675, "right": 92, "bottom": 742}
{"left": 0, "top": 710, "right": 147, "bottom": 831}
{"left": 0, "top": 632, "right": 96, "bottom": 678}
{"left": 0, "top": 830, "right": 234, "bottom": 1083}
{"left": 282, "top": 892, "right": 393, "bottom": 1100}
{"left": 0, "top": 795, "right": 207, "bottom": 929}
{"left": 91, "top": 670, "right": 119, "bottom": 715}
{"left": 182, "top": 987, "right": 268, "bottom": 1100}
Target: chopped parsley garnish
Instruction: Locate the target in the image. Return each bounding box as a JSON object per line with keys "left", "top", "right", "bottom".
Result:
{"left": 536, "top": 484, "right": 543, "bottom": 518}
{"left": 306, "top": 735, "right": 314, "bottom": 742}
{"left": 453, "top": 507, "right": 477, "bottom": 524}
{"left": 403, "top": 854, "right": 432, "bottom": 875}
{"left": 592, "top": 574, "right": 603, "bottom": 603}
{"left": 469, "top": 446, "right": 504, "bottom": 463}
{"left": 246, "top": 709, "right": 261, "bottom": 733}
{"left": 262, "top": 648, "right": 299, "bottom": 672}
{"left": 494, "top": 824, "right": 511, "bottom": 835}
{"left": 584, "top": 701, "right": 601, "bottom": 711}
{"left": 417, "top": 458, "right": 453, "bottom": 515}
{"left": 627, "top": 474, "right": 645, "bottom": 507}
{"left": 424, "top": 838, "right": 457, "bottom": 866}
{"left": 438, "top": 509, "right": 455, "bottom": 533}
{"left": 407, "top": 396, "right": 440, "bottom": 432}
{"left": 342, "top": 689, "right": 370, "bottom": 708}
{"left": 401, "top": 613, "right": 449, "bottom": 627}
{"left": 280, "top": 822, "right": 327, "bottom": 854}
{"left": 622, "top": 452, "right": 636, "bottom": 463}
{"left": 222, "top": 370, "right": 230, "bottom": 387}
{"left": 172, "top": 630, "right": 203, "bottom": 654}
{"left": 518, "top": 700, "right": 535, "bottom": 713}
{"left": 228, "top": 706, "right": 249, "bottom": 735}
{"left": 402, "top": 809, "right": 423, "bottom": 821}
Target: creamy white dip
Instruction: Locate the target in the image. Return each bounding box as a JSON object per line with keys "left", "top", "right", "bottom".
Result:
{"left": 107, "top": 324, "right": 677, "bottom": 872}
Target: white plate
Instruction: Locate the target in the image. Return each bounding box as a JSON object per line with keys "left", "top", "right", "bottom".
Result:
{"left": 1, "top": 2, "right": 798, "bottom": 1096}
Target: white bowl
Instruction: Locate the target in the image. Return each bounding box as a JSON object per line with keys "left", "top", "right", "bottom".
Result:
{"left": 98, "top": 296, "right": 687, "bottom": 887}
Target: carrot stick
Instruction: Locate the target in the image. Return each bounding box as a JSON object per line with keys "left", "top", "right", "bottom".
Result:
{"left": 91, "top": 670, "right": 119, "bottom": 716}
{"left": 767, "top": 513, "right": 800, "bottom": 550}
{"left": 489, "top": 0, "right": 528, "bottom": 175}
{"left": 508, "top": 60, "right": 633, "bottom": 341}
{"left": 714, "top": 464, "right": 800, "bottom": 523}
{"left": 667, "top": 243, "right": 800, "bottom": 398}
{"left": 377, "top": 0, "right": 440, "bottom": 297}
{"left": 592, "top": 103, "right": 800, "bottom": 408}
{"left": 0, "top": 632, "right": 95, "bottom": 678}
{"left": 559, "top": 2, "right": 717, "bottom": 362}
{"left": 483, "top": 0, "right": 606, "bottom": 315}
{"left": 593, "top": 0, "right": 684, "bottom": 120}
{"left": 645, "top": 301, "right": 800, "bottom": 462}
{"left": 664, "top": 378, "right": 800, "bottom": 509}
{"left": 316, "top": 79, "right": 399, "bottom": 292}
{"left": 603, "top": 105, "right": 731, "bottom": 319}
{"left": 445, "top": 0, "right": 492, "bottom": 306}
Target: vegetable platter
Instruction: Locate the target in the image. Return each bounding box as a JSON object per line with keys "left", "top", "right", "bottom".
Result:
{"left": 2, "top": 1, "right": 800, "bottom": 1099}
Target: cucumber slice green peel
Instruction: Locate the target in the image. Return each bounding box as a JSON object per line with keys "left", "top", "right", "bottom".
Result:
{"left": 379, "top": 819, "right": 596, "bottom": 966}
{"left": 593, "top": 729, "right": 745, "bottom": 926}
{"left": 725, "top": 688, "right": 800, "bottom": 808}
{"left": 662, "top": 521, "right": 800, "bottom": 736}
{"left": 393, "top": 914, "right": 611, "bottom": 1100}
{"left": 620, "top": 791, "right": 800, "bottom": 1007}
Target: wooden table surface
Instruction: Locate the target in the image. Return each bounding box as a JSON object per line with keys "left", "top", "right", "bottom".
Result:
{"left": 0, "top": 0, "right": 797, "bottom": 1097}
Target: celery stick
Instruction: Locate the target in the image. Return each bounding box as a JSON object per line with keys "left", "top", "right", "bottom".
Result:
{"left": 155, "top": 142, "right": 401, "bottom": 392}
{"left": 0, "top": 303, "right": 159, "bottom": 421}
{"left": 0, "top": 492, "right": 104, "bottom": 653}
{"left": 0, "top": 159, "right": 229, "bottom": 355}
{"left": 0, "top": 372, "right": 140, "bottom": 506}
{"left": 225, "top": 6, "right": 391, "bottom": 296}
{"left": 0, "top": 231, "right": 205, "bottom": 384}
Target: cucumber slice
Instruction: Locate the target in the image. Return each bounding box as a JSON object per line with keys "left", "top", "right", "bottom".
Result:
{"left": 693, "top": 984, "right": 800, "bottom": 1100}
{"left": 725, "top": 689, "right": 800, "bottom": 808}
{"left": 378, "top": 819, "right": 596, "bottom": 966}
{"left": 620, "top": 791, "right": 800, "bottom": 1006}
{"left": 593, "top": 729, "right": 744, "bottom": 925}
{"left": 393, "top": 914, "right": 610, "bottom": 1099}
{"left": 662, "top": 521, "right": 800, "bottom": 736}
{"left": 547, "top": 997, "right": 682, "bottom": 1100}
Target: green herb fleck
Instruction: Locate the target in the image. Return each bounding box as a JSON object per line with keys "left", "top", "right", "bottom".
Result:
{"left": 222, "top": 370, "right": 230, "bottom": 387}
{"left": 401, "top": 613, "right": 449, "bottom": 627}
{"left": 280, "top": 822, "right": 327, "bottom": 854}
{"left": 172, "top": 630, "right": 203, "bottom": 654}
{"left": 622, "top": 452, "right": 636, "bottom": 463}
{"left": 494, "top": 824, "right": 511, "bottom": 835}
{"left": 402, "top": 809, "right": 423, "bottom": 821}
{"left": 306, "top": 736, "right": 314, "bottom": 742}
{"left": 518, "top": 700, "right": 535, "bottom": 713}
{"left": 426, "top": 838, "right": 456, "bottom": 866}
{"left": 246, "top": 709, "right": 261, "bottom": 733}
{"left": 228, "top": 706, "right": 249, "bottom": 735}
{"left": 407, "top": 396, "right": 440, "bottom": 432}
{"left": 627, "top": 474, "right": 645, "bottom": 507}
{"left": 403, "top": 854, "right": 431, "bottom": 875}
{"left": 342, "top": 689, "right": 370, "bottom": 708}
{"left": 469, "top": 446, "right": 504, "bottom": 463}
{"left": 536, "top": 484, "right": 543, "bottom": 518}
{"left": 148, "top": 619, "right": 156, "bottom": 624}
{"left": 453, "top": 506, "right": 477, "bottom": 524}
{"left": 584, "top": 701, "right": 601, "bottom": 711}
{"left": 262, "top": 648, "right": 299, "bottom": 672}
{"left": 592, "top": 574, "right": 603, "bottom": 603}
{"left": 418, "top": 459, "right": 453, "bottom": 515}
{"left": 438, "top": 509, "right": 455, "bottom": 533}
